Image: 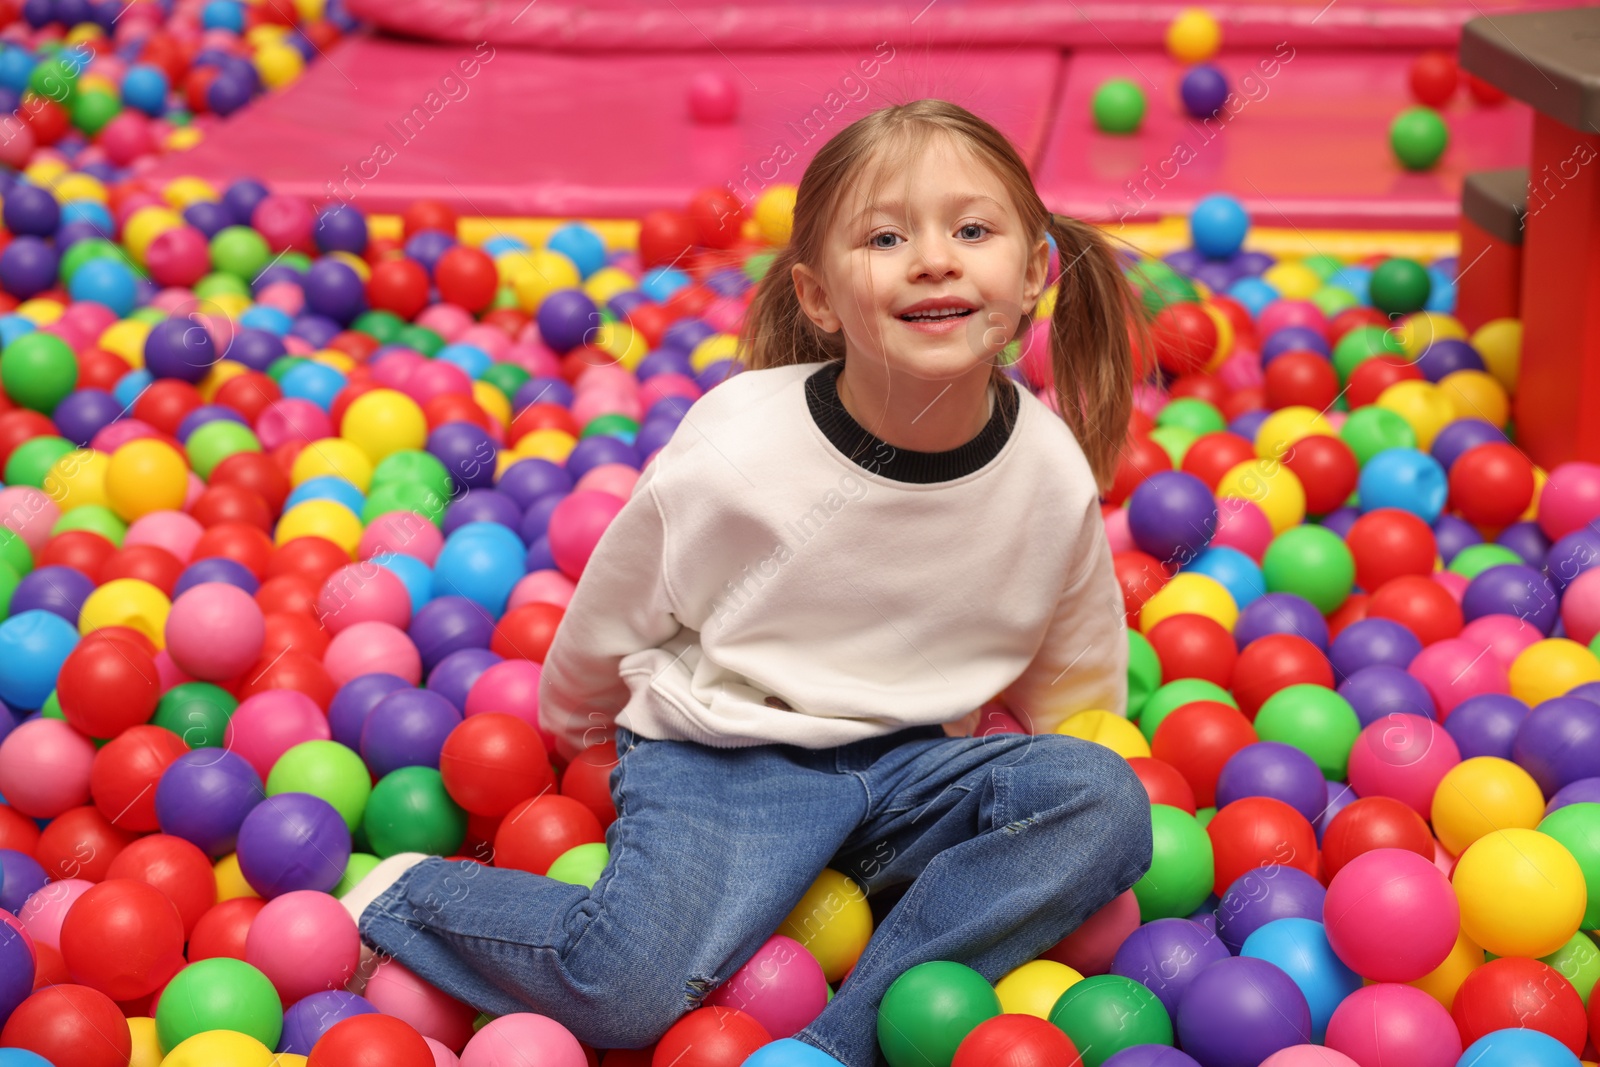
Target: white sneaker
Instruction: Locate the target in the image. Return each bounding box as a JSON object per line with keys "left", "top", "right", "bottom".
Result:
{"left": 339, "top": 852, "right": 428, "bottom": 926}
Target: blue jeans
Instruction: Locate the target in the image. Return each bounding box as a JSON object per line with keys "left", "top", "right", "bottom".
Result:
{"left": 359, "top": 724, "right": 1154, "bottom": 1066}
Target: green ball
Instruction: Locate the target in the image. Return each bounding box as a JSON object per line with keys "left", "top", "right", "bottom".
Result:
{"left": 353, "top": 310, "right": 406, "bottom": 343}
{"left": 210, "top": 226, "right": 272, "bottom": 280}
{"left": 156, "top": 958, "right": 283, "bottom": 1053}
{"left": 1156, "top": 397, "right": 1227, "bottom": 437}
{"left": 545, "top": 842, "right": 609, "bottom": 889}
{"left": 1536, "top": 802, "right": 1600, "bottom": 930}
{"left": 1369, "top": 258, "right": 1433, "bottom": 316}
{"left": 1132, "top": 804, "right": 1215, "bottom": 922}
{"left": 129, "top": 308, "right": 166, "bottom": 326}
{"left": 1128, "top": 630, "right": 1163, "bottom": 720}
{"left": 51, "top": 504, "right": 126, "bottom": 545}
{"left": 1537, "top": 931, "right": 1600, "bottom": 1006}
{"left": 1049, "top": 974, "right": 1175, "bottom": 1066}
{"left": 1340, "top": 407, "right": 1418, "bottom": 466}
{"left": 151, "top": 682, "right": 237, "bottom": 749}
{"left": 481, "top": 362, "right": 529, "bottom": 403}
{"left": 1148, "top": 425, "right": 1199, "bottom": 467}
{"left": 194, "top": 272, "right": 253, "bottom": 300}
{"left": 362, "top": 482, "right": 447, "bottom": 526}
{"left": 1092, "top": 78, "right": 1146, "bottom": 134}
{"left": 0, "top": 529, "right": 33, "bottom": 577}
{"left": 1331, "top": 325, "right": 1407, "bottom": 383}
{"left": 186, "top": 421, "right": 262, "bottom": 479}
{"left": 1448, "top": 543, "right": 1523, "bottom": 578}
{"left": 580, "top": 414, "right": 641, "bottom": 443}
{"left": 2, "top": 334, "right": 79, "bottom": 413}
{"left": 280, "top": 251, "right": 313, "bottom": 274}
{"left": 876, "top": 961, "right": 1000, "bottom": 1067}
{"left": 1128, "top": 260, "right": 1200, "bottom": 315}
{"left": 372, "top": 449, "right": 452, "bottom": 495}
{"left": 1312, "top": 285, "right": 1361, "bottom": 318}
{"left": 1138, "top": 678, "right": 1237, "bottom": 742}
{"left": 397, "top": 325, "right": 445, "bottom": 356}
{"left": 335, "top": 852, "right": 381, "bottom": 897}
{"left": 266, "top": 356, "right": 308, "bottom": 383}
{"left": 1301, "top": 254, "right": 1343, "bottom": 282}
{"left": 267, "top": 740, "right": 372, "bottom": 833}
{"left": 1196, "top": 805, "right": 1217, "bottom": 828}
{"left": 4, "top": 435, "right": 76, "bottom": 488}
{"left": 1390, "top": 106, "right": 1449, "bottom": 171}
{"left": 1253, "top": 683, "right": 1360, "bottom": 779}
{"left": 70, "top": 88, "right": 121, "bottom": 136}
{"left": 364, "top": 767, "right": 467, "bottom": 858}
{"left": 28, "top": 57, "right": 78, "bottom": 104}
{"left": 745, "top": 250, "right": 775, "bottom": 282}
{"left": 1262, "top": 525, "right": 1355, "bottom": 614}
{"left": 491, "top": 286, "right": 519, "bottom": 310}
{"left": 60, "top": 238, "right": 131, "bottom": 284}
{"left": 0, "top": 561, "right": 18, "bottom": 616}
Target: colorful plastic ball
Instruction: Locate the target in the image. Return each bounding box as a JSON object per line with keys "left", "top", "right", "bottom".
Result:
{"left": 1147, "top": 613, "right": 1237, "bottom": 689}
{"left": 0, "top": 716, "right": 94, "bottom": 818}
{"left": 1167, "top": 7, "right": 1222, "bottom": 61}
{"left": 1235, "top": 593, "right": 1330, "bottom": 652}
{"left": 1453, "top": 1028, "right": 1582, "bottom": 1067}
{"left": 1509, "top": 638, "right": 1600, "bottom": 706}
{"left": 1179, "top": 64, "right": 1229, "bottom": 120}
{"left": 1111, "top": 917, "right": 1228, "bottom": 1017}
{"left": 1049, "top": 974, "right": 1173, "bottom": 1065}
{"left": 1359, "top": 448, "right": 1447, "bottom": 522}
{"left": 1176, "top": 955, "right": 1312, "bottom": 1065}
{"left": 727, "top": 1039, "right": 845, "bottom": 1067}
{"left": 1214, "top": 741, "right": 1326, "bottom": 823}
{"left": 1140, "top": 573, "right": 1239, "bottom": 635}
{"left": 360, "top": 687, "right": 461, "bottom": 778}
{"left": 364, "top": 766, "right": 467, "bottom": 858}
{"left": 705, "top": 934, "right": 828, "bottom": 1039}
{"left": 341, "top": 388, "right": 427, "bottom": 464}
{"left": 1127, "top": 471, "right": 1217, "bottom": 566}
{"left": 1189, "top": 195, "right": 1249, "bottom": 260}
{"left": 244, "top": 890, "right": 360, "bottom": 1007}
{"left": 0, "top": 609, "right": 80, "bottom": 709}
{"left": 1408, "top": 637, "right": 1509, "bottom": 718}
{"left": 1323, "top": 984, "right": 1462, "bottom": 1067}
{"left": 643, "top": 1007, "right": 769, "bottom": 1067}
{"left": 438, "top": 712, "right": 556, "bottom": 817}
{"left": 1260, "top": 525, "right": 1354, "bottom": 615}
{"left": 1452, "top": 957, "right": 1586, "bottom": 1054}
{"left": 1132, "top": 804, "right": 1215, "bottom": 921}
{"left": 1512, "top": 696, "right": 1600, "bottom": 796}
{"left": 1429, "top": 756, "right": 1543, "bottom": 856}
{"left": 359, "top": 955, "right": 477, "bottom": 1051}
{"left": 1410, "top": 50, "right": 1459, "bottom": 106}
{"left": 279, "top": 991, "right": 379, "bottom": 1057}
{"left": 0, "top": 984, "right": 132, "bottom": 1067}
{"left": 235, "top": 791, "right": 350, "bottom": 898}
{"left": 1323, "top": 848, "right": 1458, "bottom": 981}
{"left": 160, "top": 1030, "right": 277, "bottom": 1067}
{"left": 1320, "top": 795, "right": 1433, "bottom": 882}
{"left": 1208, "top": 797, "right": 1318, "bottom": 897}
{"left": 309, "top": 1013, "right": 435, "bottom": 1067}
{"left": 1092, "top": 78, "right": 1146, "bottom": 134}
{"left": 871, "top": 963, "right": 1003, "bottom": 1067}
{"left": 1391, "top": 107, "right": 1449, "bottom": 171}
{"left": 1, "top": 333, "right": 78, "bottom": 414}
{"left": 1367, "top": 574, "right": 1463, "bottom": 647}
{"left": 155, "top": 747, "right": 265, "bottom": 858}
{"left": 266, "top": 739, "right": 372, "bottom": 835}
{"left": 1453, "top": 828, "right": 1586, "bottom": 958}
{"left": 60, "top": 878, "right": 186, "bottom": 1000}
{"left": 224, "top": 689, "right": 332, "bottom": 781}
{"left": 88, "top": 724, "right": 188, "bottom": 833}
{"left": 164, "top": 580, "right": 265, "bottom": 681}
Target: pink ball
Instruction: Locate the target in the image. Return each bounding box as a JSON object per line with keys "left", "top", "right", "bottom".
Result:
{"left": 403, "top": 360, "right": 473, "bottom": 404}
{"left": 1322, "top": 849, "right": 1459, "bottom": 982}
{"left": 1345, "top": 713, "right": 1461, "bottom": 817}
{"left": 251, "top": 193, "right": 316, "bottom": 254}
{"left": 704, "top": 935, "right": 827, "bottom": 1037}
{"left": 153, "top": 649, "right": 196, "bottom": 692}
{"left": 166, "top": 582, "right": 265, "bottom": 681}
{"left": 370, "top": 350, "right": 426, "bottom": 389}
{"left": 1133, "top": 382, "right": 1167, "bottom": 420}
{"left": 687, "top": 70, "right": 739, "bottom": 124}
{"left": 317, "top": 562, "right": 412, "bottom": 634}
{"left": 183, "top": 471, "right": 205, "bottom": 510}
{"left": 424, "top": 1038, "right": 461, "bottom": 1067}
{"left": 323, "top": 621, "right": 423, "bottom": 688}
{"left": 1257, "top": 300, "right": 1328, "bottom": 341}
{"left": 244, "top": 890, "right": 360, "bottom": 1006}
{"left": 573, "top": 463, "right": 638, "bottom": 499}
{"left": 1261, "top": 1048, "right": 1361, "bottom": 1067}
{"left": 364, "top": 957, "right": 478, "bottom": 1052}
{"left": 0, "top": 485, "right": 60, "bottom": 551}
{"left": 702, "top": 297, "right": 744, "bottom": 334}
{"left": 1407, "top": 637, "right": 1508, "bottom": 720}
{"left": 256, "top": 399, "right": 333, "bottom": 451}
{"left": 41, "top": 318, "right": 87, "bottom": 349}
{"left": 1537, "top": 461, "right": 1600, "bottom": 541}
{"left": 124, "top": 510, "right": 204, "bottom": 562}
{"left": 99, "top": 111, "right": 155, "bottom": 166}
{"left": 359, "top": 511, "right": 444, "bottom": 566}
{"left": 974, "top": 701, "right": 1026, "bottom": 736}
{"left": 415, "top": 304, "right": 474, "bottom": 341}
{"left": 17, "top": 879, "right": 93, "bottom": 949}
{"left": 1211, "top": 497, "right": 1274, "bottom": 562}
{"left": 1458, "top": 613, "right": 1544, "bottom": 669}
{"left": 463, "top": 659, "right": 541, "bottom": 727}
{"left": 1559, "top": 566, "right": 1600, "bottom": 646}
{"left": 637, "top": 373, "right": 700, "bottom": 411}
{"left": 144, "top": 225, "right": 210, "bottom": 288}
{"left": 456, "top": 326, "right": 509, "bottom": 359}
{"left": 0, "top": 719, "right": 95, "bottom": 818}
{"left": 1219, "top": 348, "right": 1265, "bottom": 391}
{"left": 460, "top": 1013, "right": 586, "bottom": 1067}
{"left": 506, "top": 570, "right": 574, "bottom": 612}
{"left": 1043, "top": 888, "right": 1140, "bottom": 976}
{"left": 503, "top": 341, "right": 559, "bottom": 377}
{"left": 223, "top": 691, "right": 331, "bottom": 780}
{"left": 255, "top": 280, "right": 304, "bottom": 315}
{"left": 547, "top": 491, "right": 625, "bottom": 581}
{"left": 61, "top": 302, "right": 118, "bottom": 338}
{"left": 1103, "top": 507, "right": 1136, "bottom": 554}
{"left": 1430, "top": 571, "right": 1467, "bottom": 605}
{"left": 91, "top": 418, "right": 160, "bottom": 455}
{"left": 149, "top": 288, "right": 196, "bottom": 315}
{"left": 570, "top": 387, "right": 641, "bottom": 426}
{"left": 1323, "top": 983, "right": 1462, "bottom": 1067}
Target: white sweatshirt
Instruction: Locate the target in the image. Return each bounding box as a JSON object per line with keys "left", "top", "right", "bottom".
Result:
{"left": 536, "top": 359, "right": 1128, "bottom": 761}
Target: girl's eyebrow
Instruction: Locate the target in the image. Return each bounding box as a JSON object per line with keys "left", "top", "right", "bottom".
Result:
{"left": 849, "top": 192, "right": 1007, "bottom": 228}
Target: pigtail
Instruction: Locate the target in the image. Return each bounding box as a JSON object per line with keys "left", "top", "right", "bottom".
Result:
{"left": 1041, "top": 213, "right": 1145, "bottom": 495}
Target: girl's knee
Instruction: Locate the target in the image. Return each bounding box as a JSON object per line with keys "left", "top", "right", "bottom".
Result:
{"left": 1010, "top": 736, "right": 1153, "bottom": 853}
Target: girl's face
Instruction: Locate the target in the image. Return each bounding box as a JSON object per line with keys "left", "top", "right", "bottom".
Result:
{"left": 793, "top": 134, "right": 1050, "bottom": 383}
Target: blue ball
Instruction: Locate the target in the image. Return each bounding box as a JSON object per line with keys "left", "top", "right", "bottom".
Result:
{"left": 1455, "top": 1028, "right": 1582, "bottom": 1067}
{"left": 640, "top": 266, "right": 691, "bottom": 302}
{"left": 201, "top": 0, "right": 244, "bottom": 29}
{"left": 432, "top": 522, "right": 527, "bottom": 616}
{"left": 60, "top": 198, "right": 113, "bottom": 233}
{"left": 1180, "top": 64, "right": 1230, "bottom": 118}
{"left": 239, "top": 305, "right": 294, "bottom": 335}
{"left": 481, "top": 235, "right": 528, "bottom": 257}
{"left": 1191, "top": 194, "right": 1251, "bottom": 259}
{"left": 1226, "top": 276, "right": 1278, "bottom": 317}
{"left": 1357, "top": 447, "right": 1448, "bottom": 522}
{"left": 1239, "top": 918, "right": 1360, "bottom": 1044}
{"left": 1186, "top": 545, "right": 1266, "bottom": 608}
{"left": 436, "top": 342, "right": 491, "bottom": 380}
{"left": 0, "top": 46, "right": 36, "bottom": 94}
{"left": 372, "top": 552, "right": 434, "bottom": 616}
{"left": 546, "top": 223, "right": 607, "bottom": 280}
{"left": 279, "top": 360, "right": 346, "bottom": 410}
{"left": 121, "top": 63, "right": 169, "bottom": 115}
{"left": 0, "top": 1050, "right": 56, "bottom": 1067}
{"left": 740, "top": 1041, "right": 848, "bottom": 1067}
{"left": 0, "top": 610, "right": 79, "bottom": 709}
{"left": 113, "top": 368, "right": 153, "bottom": 409}
{"left": 68, "top": 257, "right": 138, "bottom": 317}
{"left": 286, "top": 475, "right": 366, "bottom": 516}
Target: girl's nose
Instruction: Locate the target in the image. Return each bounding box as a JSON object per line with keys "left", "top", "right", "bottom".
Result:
{"left": 909, "top": 235, "right": 962, "bottom": 280}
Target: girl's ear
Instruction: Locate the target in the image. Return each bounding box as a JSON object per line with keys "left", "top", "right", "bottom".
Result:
{"left": 1022, "top": 235, "right": 1051, "bottom": 309}
{"left": 792, "top": 262, "right": 841, "bottom": 333}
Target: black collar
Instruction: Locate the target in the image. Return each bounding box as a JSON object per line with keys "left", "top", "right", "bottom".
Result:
{"left": 805, "top": 360, "right": 1019, "bottom": 483}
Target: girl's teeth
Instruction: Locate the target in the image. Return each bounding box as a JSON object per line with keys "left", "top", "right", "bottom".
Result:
{"left": 903, "top": 308, "right": 971, "bottom": 320}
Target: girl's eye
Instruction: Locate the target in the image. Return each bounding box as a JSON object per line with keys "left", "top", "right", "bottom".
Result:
{"left": 868, "top": 232, "right": 901, "bottom": 249}
{"left": 959, "top": 223, "right": 989, "bottom": 240}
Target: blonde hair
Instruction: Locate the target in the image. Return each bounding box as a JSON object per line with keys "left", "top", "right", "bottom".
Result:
{"left": 735, "top": 98, "right": 1143, "bottom": 494}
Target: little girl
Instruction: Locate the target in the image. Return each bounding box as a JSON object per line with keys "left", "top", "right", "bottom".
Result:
{"left": 345, "top": 98, "right": 1154, "bottom": 1066}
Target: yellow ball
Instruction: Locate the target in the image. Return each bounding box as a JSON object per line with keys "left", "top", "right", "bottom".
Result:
{"left": 100, "top": 319, "right": 152, "bottom": 366}
{"left": 293, "top": 0, "right": 325, "bottom": 17}
{"left": 129, "top": 1017, "right": 163, "bottom": 1067}
{"left": 1471, "top": 318, "right": 1522, "bottom": 391}
{"left": 1254, "top": 405, "right": 1336, "bottom": 461}
{"left": 79, "top": 578, "right": 172, "bottom": 648}
{"left": 162, "top": 177, "right": 220, "bottom": 210}
{"left": 311, "top": 350, "right": 356, "bottom": 374}
{"left": 245, "top": 23, "right": 289, "bottom": 44}
{"left": 1058, "top": 709, "right": 1152, "bottom": 757}
{"left": 755, "top": 185, "right": 798, "bottom": 245}
{"left": 214, "top": 852, "right": 258, "bottom": 901}
{"left": 1166, "top": 7, "right": 1222, "bottom": 62}
{"left": 106, "top": 439, "right": 190, "bottom": 521}
{"left": 596, "top": 320, "right": 648, "bottom": 367}
{"left": 1397, "top": 311, "right": 1467, "bottom": 358}
{"left": 327, "top": 250, "right": 371, "bottom": 282}
{"left": 123, "top": 205, "right": 183, "bottom": 266}
{"left": 1522, "top": 466, "right": 1547, "bottom": 523}
{"left": 199, "top": 361, "right": 250, "bottom": 402}
{"left": 43, "top": 449, "right": 110, "bottom": 512}
{"left": 995, "top": 960, "right": 1084, "bottom": 1018}
{"left": 472, "top": 380, "right": 511, "bottom": 428}
{"left": 14, "top": 298, "right": 64, "bottom": 325}
{"left": 1430, "top": 756, "right": 1546, "bottom": 856}
{"left": 1202, "top": 303, "right": 1235, "bottom": 372}
{"left": 581, "top": 267, "right": 635, "bottom": 307}
{"left": 690, "top": 333, "right": 740, "bottom": 373}
{"left": 1140, "top": 572, "right": 1239, "bottom": 633}
{"left": 290, "top": 437, "right": 374, "bottom": 492}
{"left": 160, "top": 1030, "right": 276, "bottom": 1067}
{"left": 208, "top": 292, "right": 252, "bottom": 321}
{"left": 1262, "top": 262, "right": 1322, "bottom": 301}
{"left": 339, "top": 389, "right": 427, "bottom": 464}
{"left": 254, "top": 43, "right": 305, "bottom": 90}
{"left": 165, "top": 127, "right": 204, "bottom": 152}
{"left": 1217, "top": 459, "right": 1306, "bottom": 535}
{"left": 1407, "top": 927, "right": 1484, "bottom": 1011}
{"left": 514, "top": 429, "right": 577, "bottom": 463}
{"left": 511, "top": 255, "right": 583, "bottom": 312}
{"left": 1375, "top": 379, "right": 1455, "bottom": 451}
{"left": 1437, "top": 369, "right": 1509, "bottom": 428}
{"left": 272, "top": 1057, "right": 308, "bottom": 1067}
{"left": 1508, "top": 639, "right": 1600, "bottom": 705}
{"left": 276, "top": 500, "right": 362, "bottom": 558}
{"left": 23, "top": 158, "right": 68, "bottom": 187}
{"left": 777, "top": 868, "right": 874, "bottom": 983}
{"left": 54, "top": 173, "right": 108, "bottom": 204}
{"left": 1453, "top": 828, "right": 1587, "bottom": 958}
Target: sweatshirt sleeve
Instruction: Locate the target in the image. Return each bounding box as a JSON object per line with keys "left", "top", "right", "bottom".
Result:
{"left": 537, "top": 460, "right": 684, "bottom": 763}
{"left": 998, "top": 513, "right": 1129, "bottom": 736}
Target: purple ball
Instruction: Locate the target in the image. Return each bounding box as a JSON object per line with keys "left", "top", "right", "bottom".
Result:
{"left": 512, "top": 376, "right": 575, "bottom": 411}
{"left": 1319, "top": 507, "right": 1360, "bottom": 540}
{"left": 428, "top": 421, "right": 498, "bottom": 492}
{"left": 328, "top": 673, "right": 412, "bottom": 751}
{"left": 1175, "top": 956, "right": 1311, "bottom": 1065}
{"left": 1215, "top": 742, "right": 1327, "bottom": 823}
{"left": 564, "top": 434, "right": 641, "bottom": 484}
{"left": 1315, "top": 780, "right": 1357, "bottom": 844}
{"left": 1112, "top": 917, "right": 1230, "bottom": 1018}
{"left": 1191, "top": 261, "right": 1241, "bottom": 294}
{"left": 144, "top": 315, "right": 219, "bottom": 383}
{"left": 360, "top": 688, "right": 463, "bottom": 777}
{"left": 52, "top": 388, "right": 122, "bottom": 445}
{"left": 1328, "top": 618, "right": 1422, "bottom": 682}
{"left": 1567, "top": 681, "right": 1600, "bottom": 704}
{"left": 314, "top": 205, "right": 369, "bottom": 255}
{"left": 225, "top": 327, "right": 287, "bottom": 372}
{"left": 223, "top": 178, "right": 270, "bottom": 225}
{"left": 1234, "top": 250, "right": 1276, "bottom": 276}
{"left": 426, "top": 647, "right": 502, "bottom": 712}
{"left": 1337, "top": 665, "right": 1436, "bottom": 726}
{"left": 636, "top": 417, "right": 680, "bottom": 460}
{"left": 279, "top": 991, "right": 377, "bottom": 1055}
{"left": 289, "top": 313, "right": 342, "bottom": 350}
{"left": 663, "top": 317, "right": 717, "bottom": 353}
{"left": 536, "top": 289, "right": 598, "bottom": 354}
{"left": 176, "top": 404, "right": 249, "bottom": 443}
{"left": 155, "top": 748, "right": 265, "bottom": 857}
{"left": 2, "top": 181, "right": 59, "bottom": 236}
{"left": 1461, "top": 564, "right": 1559, "bottom": 634}
{"left": 0, "top": 236, "right": 59, "bottom": 298}
{"left": 9, "top": 565, "right": 94, "bottom": 624}
{"left": 1444, "top": 693, "right": 1530, "bottom": 760}
{"left": 608, "top": 290, "right": 650, "bottom": 319}
{"left": 404, "top": 230, "right": 455, "bottom": 273}
{"left": 206, "top": 69, "right": 255, "bottom": 116}
{"left": 1105, "top": 1050, "right": 1202, "bottom": 1067}
{"left": 183, "top": 199, "right": 234, "bottom": 237}
{"left": 235, "top": 792, "right": 351, "bottom": 897}
{"left": 1127, "top": 471, "right": 1218, "bottom": 567}
{"left": 1414, "top": 339, "right": 1485, "bottom": 382}
{"left": 518, "top": 493, "right": 562, "bottom": 547}
{"left": 1544, "top": 526, "right": 1600, "bottom": 592}
{"left": 638, "top": 349, "right": 695, "bottom": 382}
{"left": 496, "top": 458, "right": 572, "bottom": 511}
{"left": 1234, "top": 593, "right": 1330, "bottom": 651}
{"left": 1166, "top": 248, "right": 1207, "bottom": 276}
{"left": 1496, "top": 521, "right": 1550, "bottom": 572}
{"left": 304, "top": 257, "right": 367, "bottom": 325}
{"left": 254, "top": 262, "right": 305, "bottom": 294}
{"left": 1513, "top": 696, "right": 1600, "bottom": 796}
{"left": 524, "top": 534, "right": 556, "bottom": 573}
{"left": 1547, "top": 777, "right": 1600, "bottom": 815}
{"left": 1215, "top": 867, "right": 1327, "bottom": 954}
{"left": 1261, "top": 325, "right": 1331, "bottom": 362}
{"left": 1432, "top": 514, "right": 1483, "bottom": 565}
{"left": 174, "top": 556, "right": 260, "bottom": 597}
{"left": 443, "top": 489, "right": 522, "bottom": 536}
{"left": 1431, "top": 419, "right": 1507, "bottom": 470}
{"left": 1180, "top": 64, "right": 1230, "bottom": 119}
{"left": 0, "top": 847, "right": 49, "bottom": 914}
{"left": 408, "top": 596, "right": 495, "bottom": 672}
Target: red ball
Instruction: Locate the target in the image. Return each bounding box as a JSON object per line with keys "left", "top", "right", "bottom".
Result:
{"left": 1328, "top": 591, "right": 1371, "bottom": 639}
{"left": 268, "top": 535, "right": 351, "bottom": 585}
{"left": 1347, "top": 355, "right": 1425, "bottom": 410}
{"left": 1367, "top": 574, "right": 1463, "bottom": 646}
{"left": 76, "top": 347, "right": 132, "bottom": 392}
{"left": 37, "top": 529, "right": 117, "bottom": 579}
{"left": 189, "top": 484, "right": 274, "bottom": 531}
{"left": 560, "top": 741, "right": 619, "bottom": 829}
{"left": 0, "top": 984, "right": 132, "bottom": 1067}
{"left": 133, "top": 378, "right": 203, "bottom": 437}
{"left": 1409, "top": 50, "right": 1459, "bottom": 107}
{"left": 1320, "top": 796, "right": 1434, "bottom": 880}
{"left": 187, "top": 897, "right": 266, "bottom": 962}
{"left": 1146, "top": 613, "right": 1237, "bottom": 689}
{"left": 0, "top": 802, "right": 41, "bottom": 853}
{"left": 638, "top": 209, "right": 698, "bottom": 268}
{"left": 213, "top": 370, "right": 282, "bottom": 425}
{"left": 434, "top": 246, "right": 498, "bottom": 312}
{"left": 1168, "top": 374, "right": 1230, "bottom": 410}
{"left": 651, "top": 1005, "right": 770, "bottom": 1065}
{"left": 1264, "top": 351, "right": 1339, "bottom": 412}
{"left": 1453, "top": 957, "right": 1587, "bottom": 1054}
{"left": 1221, "top": 386, "right": 1265, "bottom": 423}
{"left": 1346, "top": 508, "right": 1437, "bottom": 593}
{"left": 1207, "top": 796, "right": 1318, "bottom": 896}
{"left": 491, "top": 602, "right": 562, "bottom": 662}
{"left": 440, "top": 713, "right": 556, "bottom": 817}
{"left": 236, "top": 649, "right": 336, "bottom": 708}
{"left": 57, "top": 638, "right": 161, "bottom": 739}
{"left": 257, "top": 574, "right": 321, "bottom": 619}
{"left": 90, "top": 724, "right": 189, "bottom": 831}
{"left": 309, "top": 1013, "right": 435, "bottom": 1067}
{"left": 1126, "top": 756, "right": 1197, "bottom": 814}
{"left": 103, "top": 833, "right": 217, "bottom": 940}
{"left": 493, "top": 795, "right": 605, "bottom": 875}
{"left": 1282, "top": 433, "right": 1360, "bottom": 517}
{"left": 1448, "top": 442, "right": 1535, "bottom": 528}
{"left": 1112, "top": 550, "right": 1168, "bottom": 625}
{"left": 211, "top": 451, "right": 291, "bottom": 513}
{"left": 685, "top": 187, "right": 746, "bottom": 251}
{"left": 0, "top": 409, "right": 57, "bottom": 468}
{"left": 261, "top": 610, "right": 330, "bottom": 661}
{"left": 34, "top": 804, "right": 138, "bottom": 882}
{"left": 192, "top": 521, "right": 275, "bottom": 578}
{"left": 1108, "top": 434, "right": 1173, "bottom": 507}
{"left": 952, "top": 1012, "right": 1081, "bottom": 1067}
{"left": 367, "top": 258, "right": 431, "bottom": 320}
{"left": 97, "top": 544, "right": 183, "bottom": 596}
{"left": 1182, "top": 432, "right": 1257, "bottom": 491}
{"left": 1150, "top": 701, "right": 1258, "bottom": 808}
{"left": 1465, "top": 73, "right": 1507, "bottom": 105}
{"left": 1151, "top": 302, "right": 1218, "bottom": 377}
{"left": 59, "top": 878, "right": 186, "bottom": 1000}
{"left": 401, "top": 200, "right": 458, "bottom": 239}
{"left": 1232, "top": 635, "right": 1334, "bottom": 720}
{"left": 22, "top": 95, "right": 69, "bottom": 145}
